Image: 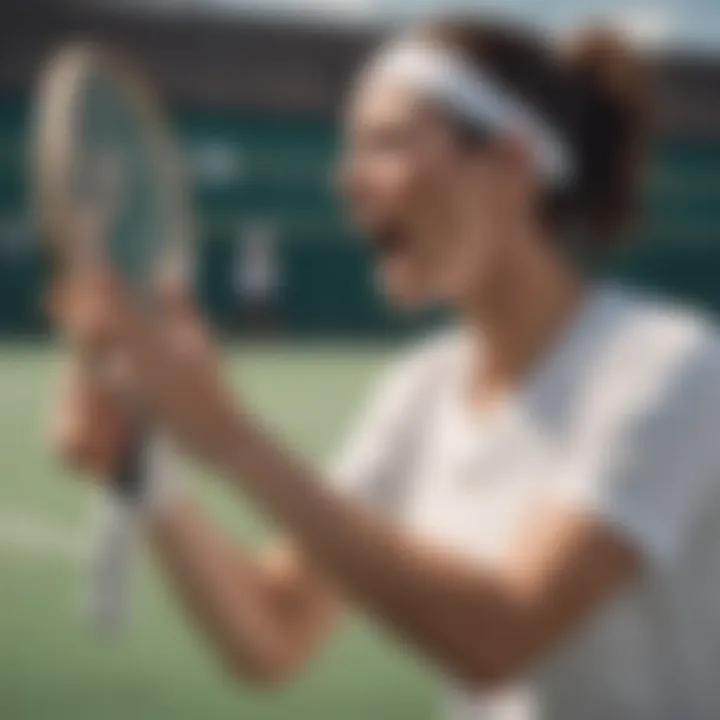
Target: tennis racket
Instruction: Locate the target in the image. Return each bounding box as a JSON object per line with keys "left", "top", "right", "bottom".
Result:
{"left": 32, "top": 42, "right": 193, "bottom": 630}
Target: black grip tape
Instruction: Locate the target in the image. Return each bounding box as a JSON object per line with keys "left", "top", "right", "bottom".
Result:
{"left": 111, "top": 430, "right": 147, "bottom": 504}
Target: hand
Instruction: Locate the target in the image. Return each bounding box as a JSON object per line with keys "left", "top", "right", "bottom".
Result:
{"left": 47, "top": 273, "right": 132, "bottom": 477}
{"left": 49, "top": 360, "right": 132, "bottom": 477}
{"left": 58, "top": 261, "right": 243, "bottom": 470}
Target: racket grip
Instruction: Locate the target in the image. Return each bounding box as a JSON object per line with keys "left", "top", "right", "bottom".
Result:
{"left": 88, "top": 431, "right": 146, "bottom": 632}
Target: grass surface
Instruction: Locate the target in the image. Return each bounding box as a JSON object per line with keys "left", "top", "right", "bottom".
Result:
{"left": 0, "top": 344, "right": 438, "bottom": 720}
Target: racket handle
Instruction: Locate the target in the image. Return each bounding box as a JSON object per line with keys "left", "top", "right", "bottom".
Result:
{"left": 88, "top": 431, "right": 146, "bottom": 632}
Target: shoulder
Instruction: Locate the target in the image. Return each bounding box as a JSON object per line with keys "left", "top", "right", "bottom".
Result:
{"left": 603, "top": 285, "right": 720, "bottom": 376}
{"left": 330, "top": 328, "right": 463, "bottom": 502}
{"left": 560, "top": 292, "right": 720, "bottom": 571}
{"left": 376, "top": 326, "right": 465, "bottom": 399}
{"left": 582, "top": 285, "right": 720, "bottom": 430}
{"left": 353, "top": 326, "right": 465, "bottom": 432}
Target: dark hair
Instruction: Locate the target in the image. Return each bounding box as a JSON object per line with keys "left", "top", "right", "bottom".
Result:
{"left": 410, "top": 20, "right": 652, "bottom": 250}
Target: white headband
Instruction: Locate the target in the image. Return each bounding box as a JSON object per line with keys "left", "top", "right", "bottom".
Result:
{"left": 363, "top": 43, "right": 574, "bottom": 187}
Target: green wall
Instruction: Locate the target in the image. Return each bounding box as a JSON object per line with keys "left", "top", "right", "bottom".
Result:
{"left": 1, "top": 97, "right": 719, "bottom": 337}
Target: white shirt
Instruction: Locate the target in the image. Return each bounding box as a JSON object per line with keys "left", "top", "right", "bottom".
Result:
{"left": 332, "top": 284, "right": 720, "bottom": 720}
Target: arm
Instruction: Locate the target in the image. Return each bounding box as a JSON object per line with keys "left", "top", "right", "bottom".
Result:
{"left": 181, "top": 332, "right": 720, "bottom": 687}
{"left": 62, "top": 269, "right": 642, "bottom": 689}
{"left": 152, "top": 502, "right": 342, "bottom": 684}
{"left": 215, "top": 415, "right": 638, "bottom": 689}
{"left": 50, "top": 362, "right": 342, "bottom": 686}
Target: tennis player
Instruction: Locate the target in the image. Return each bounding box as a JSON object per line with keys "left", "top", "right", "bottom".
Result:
{"left": 51, "top": 20, "right": 720, "bottom": 719}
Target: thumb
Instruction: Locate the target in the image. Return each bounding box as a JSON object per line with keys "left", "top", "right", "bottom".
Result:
{"left": 155, "top": 269, "right": 215, "bottom": 362}
{"left": 156, "top": 269, "right": 196, "bottom": 322}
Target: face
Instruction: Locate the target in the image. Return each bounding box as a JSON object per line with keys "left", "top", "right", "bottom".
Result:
{"left": 339, "top": 73, "right": 535, "bottom": 311}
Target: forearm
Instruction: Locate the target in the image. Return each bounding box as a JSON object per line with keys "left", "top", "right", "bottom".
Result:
{"left": 216, "top": 414, "right": 636, "bottom": 688}
{"left": 151, "top": 499, "right": 325, "bottom": 684}
{"left": 218, "top": 416, "right": 527, "bottom": 686}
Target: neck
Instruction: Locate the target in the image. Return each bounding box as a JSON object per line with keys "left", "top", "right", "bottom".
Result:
{"left": 463, "top": 237, "right": 586, "bottom": 403}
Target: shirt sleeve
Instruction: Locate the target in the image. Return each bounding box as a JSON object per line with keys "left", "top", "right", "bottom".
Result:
{"left": 558, "top": 336, "right": 720, "bottom": 572}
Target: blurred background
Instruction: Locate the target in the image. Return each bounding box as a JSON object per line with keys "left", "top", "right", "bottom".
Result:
{"left": 0, "top": 1, "right": 718, "bottom": 719}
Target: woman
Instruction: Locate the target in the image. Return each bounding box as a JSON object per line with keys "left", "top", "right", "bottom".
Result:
{"left": 52, "top": 19, "right": 720, "bottom": 720}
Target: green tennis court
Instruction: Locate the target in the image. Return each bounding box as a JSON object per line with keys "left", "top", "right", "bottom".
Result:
{"left": 0, "top": 344, "right": 438, "bottom": 720}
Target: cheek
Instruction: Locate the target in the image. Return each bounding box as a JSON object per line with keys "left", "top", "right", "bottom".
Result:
{"left": 341, "top": 154, "right": 414, "bottom": 228}
{"left": 402, "top": 150, "right": 465, "bottom": 249}
{"left": 404, "top": 152, "right": 452, "bottom": 209}
{"left": 376, "top": 167, "right": 473, "bottom": 308}
{"left": 374, "top": 158, "right": 427, "bottom": 217}
{"left": 363, "top": 152, "right": 457, "bottom": 227}
{"left": 409, "top": 174, "right": 510, "bottom": 306}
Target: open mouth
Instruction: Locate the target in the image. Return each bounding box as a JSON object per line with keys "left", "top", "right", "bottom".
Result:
{"left": 367, "top": 225, "right": 409, "bottom": 258}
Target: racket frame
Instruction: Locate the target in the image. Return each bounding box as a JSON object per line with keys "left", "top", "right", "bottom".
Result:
{"left": 32, "top": 41, "right": 193, "bottom": 630}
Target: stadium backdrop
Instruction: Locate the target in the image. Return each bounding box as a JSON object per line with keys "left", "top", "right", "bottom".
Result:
{"left": 0, "top": 82, "right": 719, "bottom": 338}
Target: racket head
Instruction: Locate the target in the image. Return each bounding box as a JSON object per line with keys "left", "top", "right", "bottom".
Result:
{"left": 31, "top": 45, "right": 193, "bottom": 631}
{"left": 33, "top": 42, "right": 193, "bottom": 301}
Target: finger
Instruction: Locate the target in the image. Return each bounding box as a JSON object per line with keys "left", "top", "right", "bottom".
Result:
{"left": 105, "top": 273, "right": 177, "bottom": 396}
{"left": 62, "top": 271, "right": 122, "bottom": 355}
{"left": 49, "top": 374, "right": 131, "bottom": 476}
{"left": 156, "top": 268, "right": 195, "bottom": 321}
{"left": 154, "top": 268, "right": 216, "bottom": 361}
{"left": 60, "top": 260, "right": 150, "bottom": 367}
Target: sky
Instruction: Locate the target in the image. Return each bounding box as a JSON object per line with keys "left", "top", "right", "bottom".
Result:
{"left": 142, "top": 0, "right": 720, "bottom": 50}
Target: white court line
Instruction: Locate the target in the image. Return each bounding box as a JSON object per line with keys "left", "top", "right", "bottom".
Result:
{"left": 0, "top": 508, "right": 85, "bottom": 563}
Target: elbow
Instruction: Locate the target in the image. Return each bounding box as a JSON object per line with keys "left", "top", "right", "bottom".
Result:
{"left": 443, "top": 638, "right": 534, "bottom": 693}
{"left": 455, "top": 658, "right": 522, "bottom": 693}
{"left": 443, "top": 596, "right": 547, "bottom": 691}
{"left": 235, "top": 664, "right": 298, "bottom": 691}
{"left": 217, "top": 647, "right": 305, "bottom": 690}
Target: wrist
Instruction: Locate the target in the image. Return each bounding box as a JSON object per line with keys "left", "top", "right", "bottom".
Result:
{"left": 211, "top": 408, "right": 256, "bottom": 479}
